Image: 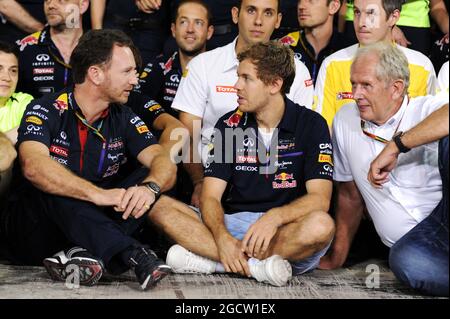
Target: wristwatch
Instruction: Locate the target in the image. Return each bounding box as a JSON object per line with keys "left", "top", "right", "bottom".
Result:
{"left": 392, "top": 131, "right": 411, "bottom": 153}
{"left": 140, "top": 181, "right": 161, "bottom": 198}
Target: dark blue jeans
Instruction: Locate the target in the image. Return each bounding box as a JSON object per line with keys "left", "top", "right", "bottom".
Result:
{"left": 389, "top": 136, "right": 449, "bottom": 296}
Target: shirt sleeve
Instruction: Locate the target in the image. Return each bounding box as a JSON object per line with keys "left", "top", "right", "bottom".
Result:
{"left": 171, "top": 55, "right": 208, "bottom": 118}
{"left": 124, "top": 108, "right": 158, "bottom": 158}
{"left": 17, "top": 99, "right": 56, "bottom": 148}
{"left": 136, "top": 57, "right": 164, "bottom": 98}
{"left": 331, "top": 111, "right": 354, "bottom": 182}
{"left": 204, "top": 118, "right": 232, "bottom": 182}
{"left": 304, "top": 112, "right": 334, "bottom": 181}
{"left": 287, "top": 58, "right": 314, "bottom": 109}
{"left": 126, "top": 91, "right": 166, "bottom": 129}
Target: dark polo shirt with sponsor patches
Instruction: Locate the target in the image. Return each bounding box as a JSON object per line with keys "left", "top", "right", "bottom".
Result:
{"left": 204, "top": 98, "right": 333, "bottom": 213}
{"left": 16, "top": 27, "right": 72, "bottom": 98}
{"left": 17, "top": 87, "right": 156, "bottom": 188}
{"left": 134, "top": 51, "right": 181, "bottom": 117}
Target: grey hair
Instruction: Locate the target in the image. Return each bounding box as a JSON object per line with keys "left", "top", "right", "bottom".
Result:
{"left": 353, "top": 42, "right": 410, "bottom": 95}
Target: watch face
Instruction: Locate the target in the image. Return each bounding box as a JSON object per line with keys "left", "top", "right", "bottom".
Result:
{"left": 148, "top": 182, "right": 161, "bottom": 194}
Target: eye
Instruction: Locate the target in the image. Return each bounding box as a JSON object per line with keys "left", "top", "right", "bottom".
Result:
{"left": 247, "top": 7, "right": 256, "bottom": 14}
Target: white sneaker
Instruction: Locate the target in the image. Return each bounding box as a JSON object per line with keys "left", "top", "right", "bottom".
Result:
{"left": 166, "top": 244, "right": 217, "bottom": 274}
{"left": 249, "top": 255, "right": 292, "bottom": 287}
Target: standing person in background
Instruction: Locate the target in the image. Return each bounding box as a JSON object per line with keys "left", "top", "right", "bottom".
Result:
{"left": 339, "top": 0, "right": 449, "bottom": 56}
{"left": 91, "top": 0, "right": 171, "bottom": 66}
{"left": 279, "top": 0, "right": 352, "bottom": 84}
{"left": 16, "top": 0, "right": 89, "bottom": 98}
{"left": 0, "top": 0, "right": 45, "bottom": 44}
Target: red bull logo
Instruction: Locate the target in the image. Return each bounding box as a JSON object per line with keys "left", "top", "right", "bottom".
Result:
{"left": 163, "top": 54, "right": 175, "bottom": 75}
{"left": 274, "top": 172, "right": 294, "bottom": 181}
{"left": 17, "top": 32, "right": 40, "bottom": 51}
{"left": 223, "top": 109, "right": 243, "bottom": 128}
{"left": 53, "top": 93, "right": 69, "bottom": 112}
{"left": 273, "top": 172, "right": 297, "bottom": 189}
{"left": 279, "top": 35, "right": 295, "bottom": 46}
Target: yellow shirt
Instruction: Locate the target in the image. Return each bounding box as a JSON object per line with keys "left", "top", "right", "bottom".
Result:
{"left": 0, "top": 92, "right": 34, "bottom": 132}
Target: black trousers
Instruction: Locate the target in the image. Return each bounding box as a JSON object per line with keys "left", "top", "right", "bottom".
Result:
{"left": 1, "top": 167, "right": 150, "bottom": 273}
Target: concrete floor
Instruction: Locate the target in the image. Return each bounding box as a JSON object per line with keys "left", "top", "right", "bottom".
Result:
{"left": 0, "top": 259, "right": 439, "bottom": 299}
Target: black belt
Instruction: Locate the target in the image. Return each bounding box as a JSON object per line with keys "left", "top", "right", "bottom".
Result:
{"left": 112, "top": 15, "right": 162, "bottom": 31}
{"left": 213, "top": 24, "right": 237, "bottom": 36}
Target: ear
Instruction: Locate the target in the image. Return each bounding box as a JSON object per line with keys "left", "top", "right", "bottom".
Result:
{"left": 391, "top": 79, "right": 405, "bottom": 100}
{"left": 80, "top": 0, "right": 89, "bottom": 15}
{"left": 207, "top": 25, "right": 214, "bottom": 40}
{"left": 387, "top": 9, "right": 400, "bottom": 28}
{"left": 231, "top": 6, "right": 239, "bottom": 25}
{"left": 171, "top": 22, "right": 176, "bottom": 38}
{"left": 329, "top": 0, "right": 341, "bottom": 15}
{"left": 270, "top": 77, "right": 283, "bottom": 95}
{"left": 87, "top": 65, "right": 105, "bottom": 86}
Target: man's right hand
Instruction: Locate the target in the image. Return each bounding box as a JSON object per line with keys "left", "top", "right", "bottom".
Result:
{"left": 216, "top": 233, "right": 251, "bottom": 277}
{"left": 92, "top": 188, "right": 126, "bottom": 207}
{"left": 135, "top": 0, "right": 161, "bottom": 13}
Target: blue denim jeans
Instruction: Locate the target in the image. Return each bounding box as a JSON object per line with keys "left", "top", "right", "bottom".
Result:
{"left": 389, "top": 136, "right": 449, "bottom": 296}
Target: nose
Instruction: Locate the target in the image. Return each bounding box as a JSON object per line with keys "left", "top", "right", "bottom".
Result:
{"left": 186, "top": 21, "right": 195, "bottom": 33}
{"left": 234, "top": 77, "right": 243, "bottom": 91}
{"left": 0, "top": 69, "right": 12, "bottom": 82}
{"left": 254, "top": 11, "right": 263, "bottom": 26}
{"left": 130, "top": 72, "right": 139, "bottom": 86}
{"left": 352, "top": 84, "right": 363, "bottom": 100}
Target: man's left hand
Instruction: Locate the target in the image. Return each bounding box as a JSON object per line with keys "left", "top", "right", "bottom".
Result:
{"left": 241, "top": 212, "right": 282, "bottom": 259}
{"left": 135, "top": 0, "right": 161, "bottom": 13}
{"left": 118, "top": 185, "right": 156, "bottom": 220}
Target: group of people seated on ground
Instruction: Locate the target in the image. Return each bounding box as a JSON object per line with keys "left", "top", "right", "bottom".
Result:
{"left": 0, "top": 0, "right": 448, "bottom": 296}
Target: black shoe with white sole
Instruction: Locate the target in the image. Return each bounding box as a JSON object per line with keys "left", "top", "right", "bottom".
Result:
{"left": 43, "top": 247, "right": 104, "bottom": 286}
{"left": 128, "top": 246, "right": 171, "bottom": 290}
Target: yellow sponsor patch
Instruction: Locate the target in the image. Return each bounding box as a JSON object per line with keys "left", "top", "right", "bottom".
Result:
{"left": 182, "top": 69, "right": 189, "bottom": 78}
{"left": 140, "top": 72, "right": 148, "bottom": 79}
{"left": 319, "top": 154, "right": 333, "bottom": 165}
{"left": 149, "top": 104, "right": 162, "bottom": 111}
{"left": 26, "top": 116, "right": 43, "bottom": 125}
{"left": 137, "top": 125, "right": 149, "bottom": 134}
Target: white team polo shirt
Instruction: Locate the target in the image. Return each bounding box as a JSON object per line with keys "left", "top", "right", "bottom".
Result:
{"left": 437, "top": 61, "right": 449, "bottom": 93}
{"left": 172, "top": 37, "right": 314, "bottom": 159}
{"left": 332, "top": 94, "right": 449, "bottom": 247}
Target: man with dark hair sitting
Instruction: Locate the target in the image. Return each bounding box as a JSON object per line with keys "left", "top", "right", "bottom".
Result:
{"left": 0, "top": 29, "right": 175, "bottom": 290}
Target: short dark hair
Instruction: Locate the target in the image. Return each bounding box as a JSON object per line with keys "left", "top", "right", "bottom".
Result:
{"left": 70, "top": 29, "right": 141, "bottom": 84}
{"left": 349, "top": 0, "right": 404, "bottom": 17}
{"left": 236, "top": 0, "right": 281, "bottom": 13}
{"left": 237, "top": 41, "right": 295, "bottom": 95}
{"left": 0, "top": 41, "right": 19, "bottom": 60}
{"left": 174, "top": 0, "right": 213, "bottom": 26}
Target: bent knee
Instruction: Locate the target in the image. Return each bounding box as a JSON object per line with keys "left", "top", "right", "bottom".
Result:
{"left": 304, "top": 211, "right": 335, "bottom": 245}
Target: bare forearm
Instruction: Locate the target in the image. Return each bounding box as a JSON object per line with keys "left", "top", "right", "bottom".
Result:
{"left": 90, "top": 0, "right": 106, "bottom": 29}
{"left": 401, "top": 104, "right": 449, "bottom": 149}
{"left": 0, "top": 0, "right": 44, "bottom": 33}
{"left": 333, "top": 184, "right": 365, "bottom": 255}
{"left": 430, "top": 0, "right": 449, "bottom": 34}
{"left": 269, "top": 192, "right": 331, "bottom": 226}
{"left": 201, "top": 197, "right": 228, "bottom": 240}
{"left": 141, "top": 153, "right": 177, "bottom": 192}
{"left": 21, "top": 155, "right": 102, "bottom": 202}
{"left": 4, "top": 126, "right": 18, "bottom": 145}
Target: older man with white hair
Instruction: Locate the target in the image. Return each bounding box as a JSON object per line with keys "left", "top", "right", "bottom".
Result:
{"left": 321, "top": 42, "right": 449, "bottom": 296}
